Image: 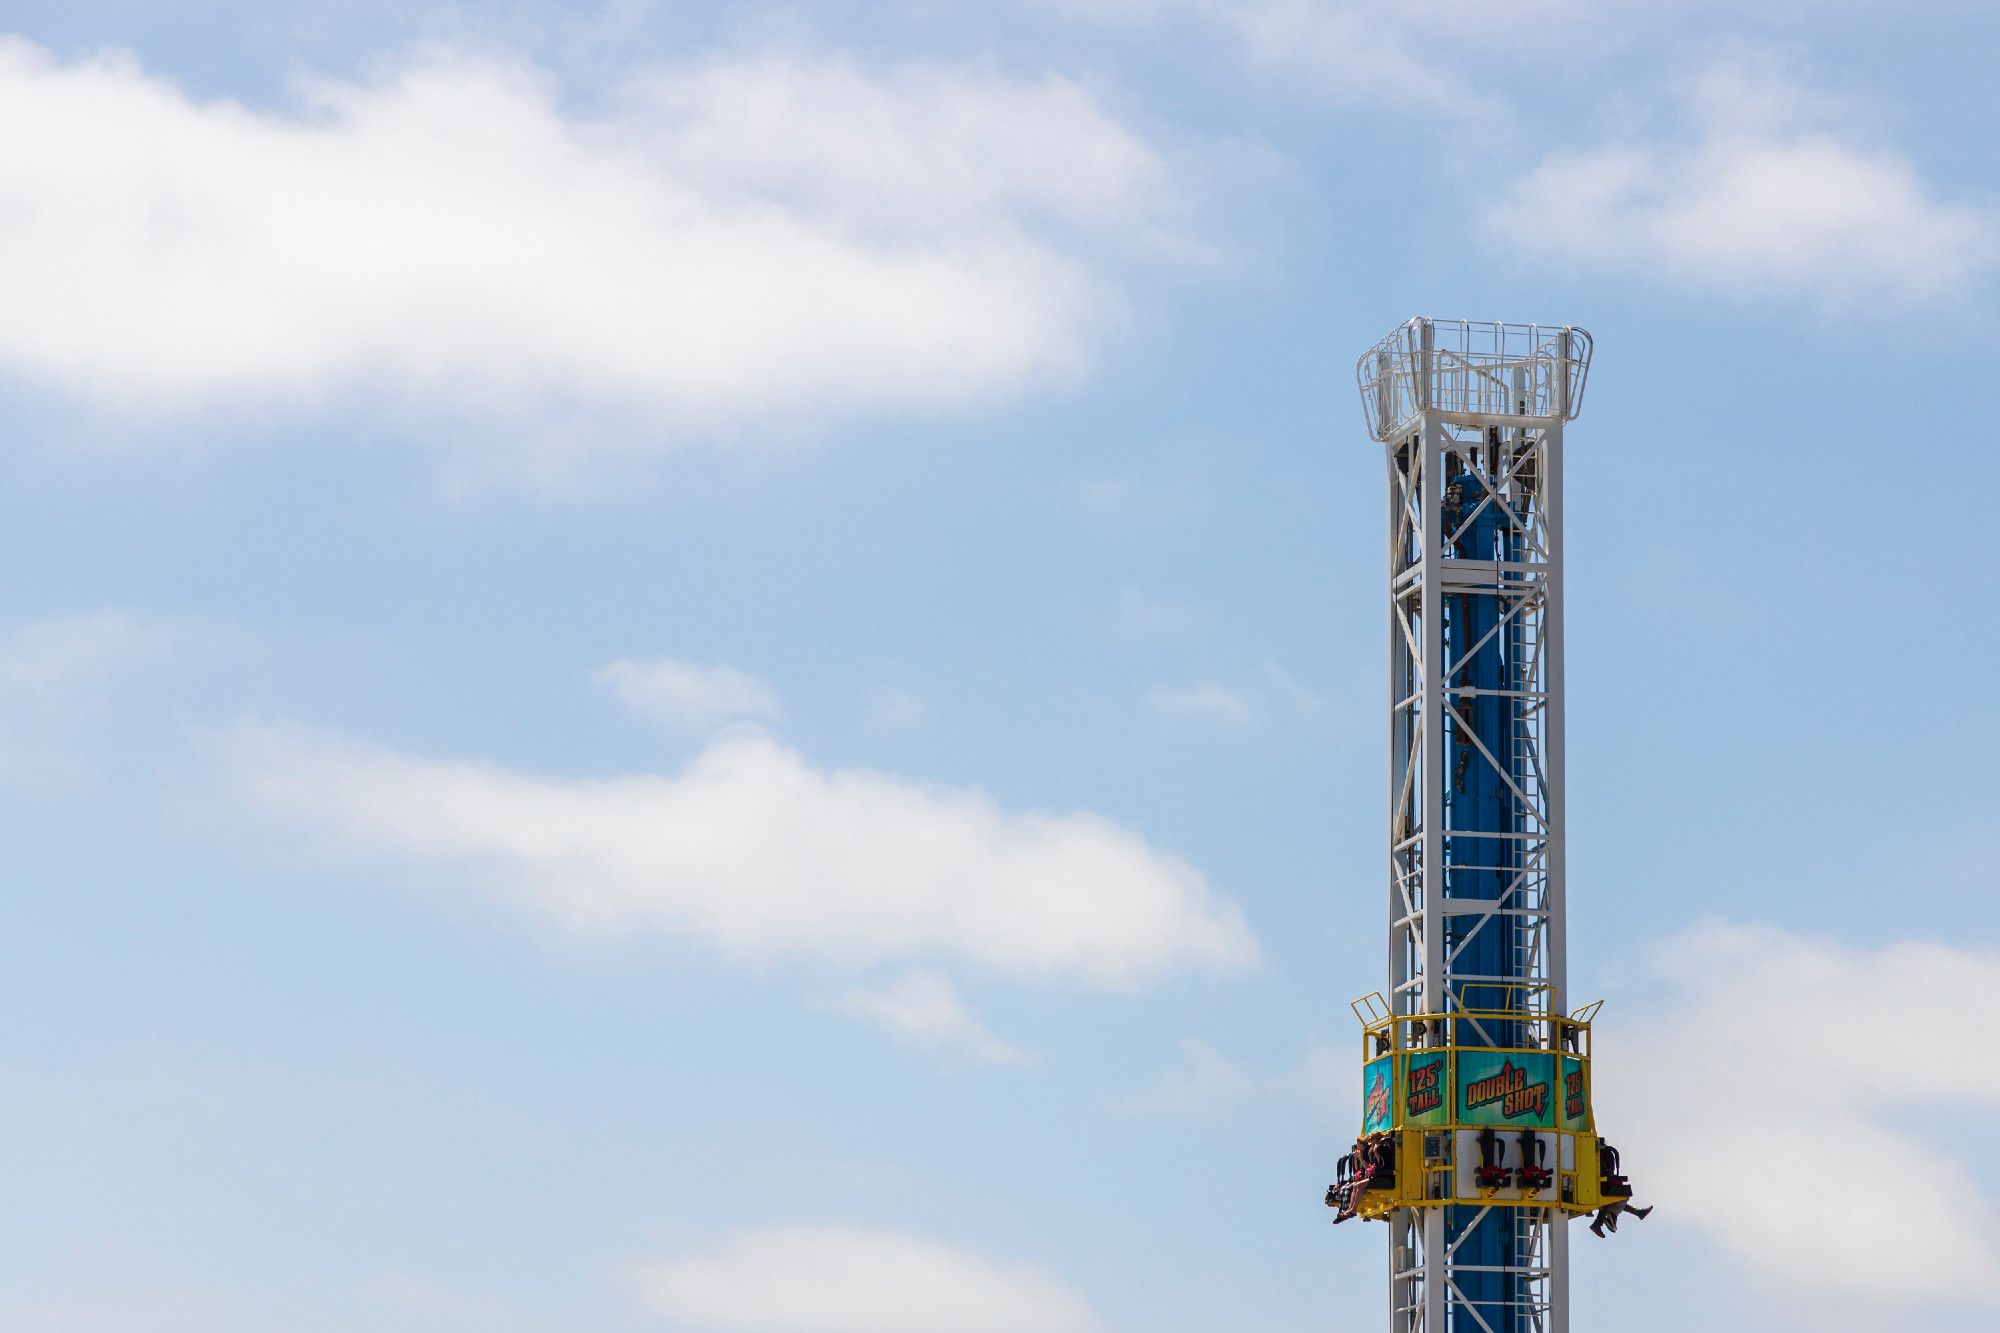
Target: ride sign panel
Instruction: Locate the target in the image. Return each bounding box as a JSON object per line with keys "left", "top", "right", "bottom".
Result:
{"left": 1362, "top": 1056, "right": 1394, "bottom": 1133}
{"left": 1560, "top": 1056, "right": 1590, "bottom": 1132}
{"left": 1401, "top": 1051, "right": 1449, "bottom": 1127}
{"left": 1455, "top": 1051, "right": 1555, "bottom": 1128}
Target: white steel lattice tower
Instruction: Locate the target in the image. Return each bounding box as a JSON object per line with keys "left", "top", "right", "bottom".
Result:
{"left": 1355, "top": 318, "right": 1593, "bottom": 1333}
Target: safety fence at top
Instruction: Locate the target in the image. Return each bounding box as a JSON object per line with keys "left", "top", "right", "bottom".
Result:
{"left": 1355, "top": 318, "right": 1592, "bottom": 442}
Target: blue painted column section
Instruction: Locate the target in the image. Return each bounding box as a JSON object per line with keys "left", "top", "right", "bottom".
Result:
{"left": 1442, "top": 451, "right": 1527, "bottom": 1332}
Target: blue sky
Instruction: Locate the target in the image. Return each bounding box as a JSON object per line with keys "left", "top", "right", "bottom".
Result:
{"left": 0, "top": 2, "right": 1996, "bottom": 1330}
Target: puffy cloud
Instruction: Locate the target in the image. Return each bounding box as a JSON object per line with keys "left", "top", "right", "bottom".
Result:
{"left": 596, "top": 656, "right": 782, "bottom": 733}
{"left": 1113, "top": 1037, "right": 1352, "bottom": 1119}
{"left": 1145, "top": 682, "right": 1252, "bottom": 725}
{"left": 633, "top": 1226, "right": 1101, "bottom": 1333}
{"left": 1202, "top": 0, "right": 1502, "bottom": 117}
{"left": 359, "top": 1273, "right": 502, "bottom": 1323}
{"left": 825, "top": 970, "right": 1032, "bottom": 1065}
{"left": 1604, "top": 920, "right": 2000, "bottom": 1305}
{"left": 0, "top": 39, "right": 1174, "bottom": 442}
{"left": 862, "top": 686, "right": 931, "bottom": 730}
{"left": 1108, "top": 589, "right": 1200, "bottom": 636}
{"left": 1044, "top": 0, "right": 1573, "bottom": 117}
{"left": 1485, "top": 54, "right": 1994, "bottom": 305}
{"left": 0, "top": 1288, "right": 230, "bottom": 1333}
{"left": 1112, "top": 1037, "right": 1255, "bottom": 1118}
{"left": 0, "top": 610, "right": 166, "bottom": 786}
{"left": 0, "top": 609, "right": 159, "bottom": 691}
{"left": 214, "top": 722, "right": 1256, "bottom": 989}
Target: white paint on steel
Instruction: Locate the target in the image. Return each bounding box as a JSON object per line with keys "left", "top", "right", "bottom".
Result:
{"left": 1358, "top": 318, "right": 1591, "bottom": 1333}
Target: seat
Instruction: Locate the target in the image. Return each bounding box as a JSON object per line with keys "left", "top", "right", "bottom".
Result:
{"left": 1597, "top": 1143, "right": 1632, "bottom": 1201}
{"left": 1475, "top": 1127, "right": 1508, "bottom": 1191}
{"left": 1327, "top": 1152, "right": 1356, "bottom": 1208}
{"left": 1516, "top": 1131, "right": 1551, "bottom": 1192}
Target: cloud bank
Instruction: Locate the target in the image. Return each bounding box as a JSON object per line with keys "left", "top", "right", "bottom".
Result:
{"left": 597, "top": 655, "right": 782, "bottom": 733}
{"left": 216, "top": 721, "right": 1256, "bottom": 990}
{"left": 1145, "top": 682, "right": 1253, "bottom": 725}
{"left": 1487, "top": 54, "right": 1994, "bottom": 305}
{"left": 634, "top": 1226, "right": 1101, "bottom": 1333}
{"left": 1049, "top": 0, "right": 1585, "bottom": 117}
{"left": 0, "top": 39, "right": 1173, "bottom": 440}
{"left": 826, "top": 970, "right": 1033, "bottom": 1065}
{"left": 0, "top": 609, "right": 167, "bottom": 786}
{"left": 1610, "top": 920, "right": 2000, "bottom": 1305}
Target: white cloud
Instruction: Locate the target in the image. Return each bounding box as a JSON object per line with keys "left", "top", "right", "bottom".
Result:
{"left": 1064, "top": 474, "right": 1203, "bottom": 530}
{"left": 1605, "top": 920, "right": 2000, "bottom": 1305}
{"left": 863, "top": 686, "right": 931, "bottom": 730}
{"left": 1137, "top": 663, "right": 1334, "bottom": 729}
{"left": 360, "top": 1273, "right": 501, "bottom": 1323}
{"left": 0, "top": 39, "right": 1175, "bottom": 443}
{"left": 1047, "top": 0, "right": 1573, "bottom": 117}
{"left": 1145, "top": 682, "right": 1252, "bottom": 725}
{"left": 1205, "top": 0, "right": 1499, "bottom": 117}
{"left": 1113, "top": 1037, "right": 1256, "bottom": 1118}
{"left": 597, "top": 656, "right": 782, "bottom": 732}
{"left": 1258, "top": 662, "right": 1335, "bottom": 720}
{"left": 826, "top": 970, "right": 1032, "bottom": 1065}
{"left": 1110, "top": 590, "right": 1200, "bottom": 636}
{"left": 215, "top": 722, "right": 1256, "bottom": 990}
{"left": 0, "top": 610, "right": 164, "bottom": 785}
{"left": 1486, "top": 54, "right": 1995, "bottom": 305}
{"left": 0, "top": 1288, "right": 230, "bottom": 1333}
{"left": 0, "top": 609, "right": 159, "bottom": 690}
{"left": 634, "top": 1226, "right": 1100, "bottom": 1333}
{"left": 1115, "top": 1037, "right": 1353, "bottom": 1119}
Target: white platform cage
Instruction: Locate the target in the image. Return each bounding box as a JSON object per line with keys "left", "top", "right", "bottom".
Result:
{"left": 1355, "top": 319, "right": 1592, "bottom": 443}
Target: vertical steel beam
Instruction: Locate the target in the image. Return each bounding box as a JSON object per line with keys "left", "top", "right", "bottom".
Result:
{"left": 1387, "top": 420, "right": 1420, "bottom": 1333}
{"left": 1418, "top": 413, "right": 1445, "bottom": 1019}
{"left": 1542, "top": 417, "right": 1569, "bottom": 1333}
{"left": 1416, "top": 410, "right": 1447, "bottom": 1330}
{"left": 1422, "top": 1208, "right": 1446, "bottom": 1333}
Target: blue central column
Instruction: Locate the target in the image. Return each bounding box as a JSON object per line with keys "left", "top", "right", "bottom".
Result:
{"left": 1441, "top": 446, "right": 1528, "bottom": 1331}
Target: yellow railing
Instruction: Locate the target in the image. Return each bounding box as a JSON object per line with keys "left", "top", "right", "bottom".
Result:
{"left": 1351, "top": 990, "right": 1598, "bottom": 1060}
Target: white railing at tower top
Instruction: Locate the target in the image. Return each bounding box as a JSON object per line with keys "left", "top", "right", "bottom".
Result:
{"left": 1355, "top": 319, "right": 1593, "bottom": 443}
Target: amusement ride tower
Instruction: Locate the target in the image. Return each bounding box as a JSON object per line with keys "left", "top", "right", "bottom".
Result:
{"left": 1326, "top": 319, "right": 1643, "bottom": 1332}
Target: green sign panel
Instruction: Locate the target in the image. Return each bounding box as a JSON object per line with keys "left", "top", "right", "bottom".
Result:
{"left": 1456, "top": 1051, "right": 1555, "bottom": 1128}
{"left": 1401, "top": 1052, "right": 1449, "bottom": 1126}
{"left": 1560, "top": 1056, "right": 1590, "bottom": 1131}
{"left": 1363, "top": 1056, "right": 1393, "bottom": 1133}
